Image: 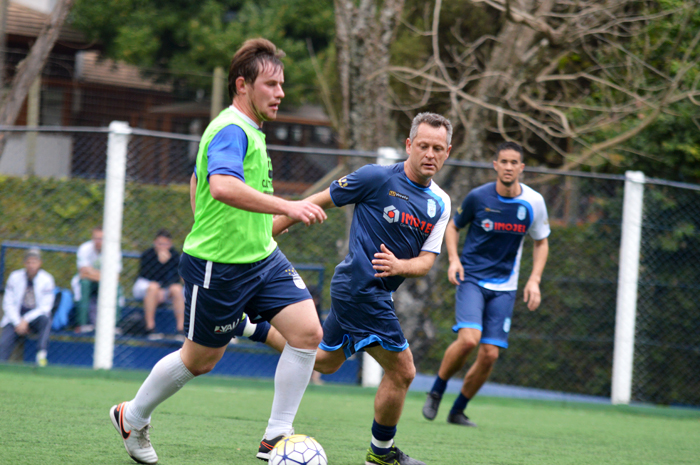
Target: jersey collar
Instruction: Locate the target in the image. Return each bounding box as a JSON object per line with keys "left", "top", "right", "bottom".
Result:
{"left": 229, "top": 105, "right": 261, "bottom": 130}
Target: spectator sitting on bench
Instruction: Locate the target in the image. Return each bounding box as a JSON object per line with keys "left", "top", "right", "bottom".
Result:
{"left": 133, "top": 229, "right": 185, "bottom": 339}
{"left": 71, "top": 226, "right": 122, "bottom": 333}
{"left": 0, "top": 248, "right": 55, "bottom": 366}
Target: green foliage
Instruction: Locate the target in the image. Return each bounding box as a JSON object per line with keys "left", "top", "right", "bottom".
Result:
{"left": 0, "top": 176, "right": 192, "bottom": 289}
{"left": 2, "top": 175, "right": 698, "bottom": 405}
{"left": 70, "top": 0, "right": 335, "bottom": 106}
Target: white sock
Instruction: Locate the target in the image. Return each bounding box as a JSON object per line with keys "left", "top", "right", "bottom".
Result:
{"left": 264, "top": 343, "right": 316, "bottom": 439}
{"left": 241, "top": 316, "right": 257, "bottom": 337}
{"left": 125, "top": 349, "right": 194, "bottom": 429}
{"left": 371, "top": 436, "right": 394, "bottom": 449}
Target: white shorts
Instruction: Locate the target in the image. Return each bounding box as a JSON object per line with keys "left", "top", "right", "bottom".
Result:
{"left": 132, "top": 277, "right": 176, "bottom": 300}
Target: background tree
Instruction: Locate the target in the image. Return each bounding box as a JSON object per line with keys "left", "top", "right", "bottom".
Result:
{"left": 387, "top": 0, "right": 700, "bottom": 181}
{"left": 0, "top": 0, "right": 74, "bottom": 151}
{"left": 71, "top": 0, "right": 336, "bottom": 107}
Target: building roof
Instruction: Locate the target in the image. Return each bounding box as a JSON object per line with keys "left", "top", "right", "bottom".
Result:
{"left": 6, "top": 1, "right": 87, "bottom": 44}
{"left": 75, "top": 51, "right": 173, "bottom": 92}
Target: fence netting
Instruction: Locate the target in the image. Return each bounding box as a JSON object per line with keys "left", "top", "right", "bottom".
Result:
{"left": 635, "top": 182, "right": 700, "bottom": 406}
{"left": 0, "top": 126, "right": 698, "bottom": 405}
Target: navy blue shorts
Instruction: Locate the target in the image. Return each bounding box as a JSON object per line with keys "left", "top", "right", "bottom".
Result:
{"left": 453, "top": 279, "right": 516, "bottom": 348}
{"left": 319, "top": 296, "right": 408, "bottom": 358}
{"left": 179, "top": 248, "right": 312, "bottom": 348}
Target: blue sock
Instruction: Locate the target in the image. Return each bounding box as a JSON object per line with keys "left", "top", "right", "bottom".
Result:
{"left": 450, "top": 393, "right": 470, "bottom": 414}
{"left": 430, "top": 375, "right": 448, "bottom": 397}
{"left": 250, "top": 320, "right": 271, "bottom": 343}
{"left": 370, "top": 420, "right": 396, "bottom": 455}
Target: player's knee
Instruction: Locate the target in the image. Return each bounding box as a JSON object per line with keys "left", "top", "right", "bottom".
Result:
{"left": 314, "top": 359, "right": 340, "bottom": 375}
{"left": 480, "top": 346, "right": 500, "bottom": 366}
{"left": 303, "top": 324, "right": 323, "bottom": 348}
{"left": 314, "top": 350, "right": 344, "bottom": 374}
{"left": 147, "top": 281, "right": 161, "bottom": 292}
{"left": 187, "top": 361, "right": 216, "bottom": 377}
{"left": 402, "top": 363, "right": 416, "bottom": 385}
{"left": 456, "top": 336, "right": 479, "bottom": 355}
{"left": 388, "top": 363, "right": 415, "bottom": 389}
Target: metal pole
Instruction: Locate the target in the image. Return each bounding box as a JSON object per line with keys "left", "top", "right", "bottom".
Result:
{"left": 93, "top": 121, "right": 130, "bottom": 370}
{"left": 210, "top": 66, "right": 225, "bottom": 121}
{"left": 611, "top": 170, "right": 645, "bottom": 404}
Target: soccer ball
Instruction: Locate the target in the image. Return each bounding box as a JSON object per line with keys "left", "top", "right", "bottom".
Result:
{"left": 269, "top": 434, "right": 328, "bottom": 465}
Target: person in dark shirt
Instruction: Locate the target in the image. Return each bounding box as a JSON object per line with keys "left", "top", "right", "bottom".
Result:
{"left": 132, "top": 230, "right": 184, "bottom": 337}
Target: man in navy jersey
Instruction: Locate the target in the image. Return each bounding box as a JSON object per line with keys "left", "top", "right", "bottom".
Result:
{"left": 274, "top": 112, "right": 452, "bottom": 465}
{"left": 422, "top": 141, "right": 550, "bottom": 427}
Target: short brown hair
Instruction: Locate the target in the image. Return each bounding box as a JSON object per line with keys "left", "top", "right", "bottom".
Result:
{"left": 228, "top": 38, "right": 285, "bottom": 100}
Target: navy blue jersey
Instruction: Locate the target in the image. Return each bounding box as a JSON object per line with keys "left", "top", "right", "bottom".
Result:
{"left": 454, "top": 182, "right": 550, "bottom": 291}
{"left": 329, "top": 163, "right": 451, "bottom": 302}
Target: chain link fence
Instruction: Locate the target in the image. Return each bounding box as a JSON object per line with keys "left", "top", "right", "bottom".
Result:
{"left": 0, "top": 125, "right": 698, "bottom": 405}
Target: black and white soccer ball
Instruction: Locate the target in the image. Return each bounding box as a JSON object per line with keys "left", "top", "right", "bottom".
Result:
{"left": 269, "top": 434, "right": 328, "bottom": 465}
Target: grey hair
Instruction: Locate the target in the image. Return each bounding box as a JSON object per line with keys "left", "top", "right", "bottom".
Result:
{"left": 409, "top": 112, "right": 453, "bottom": 146}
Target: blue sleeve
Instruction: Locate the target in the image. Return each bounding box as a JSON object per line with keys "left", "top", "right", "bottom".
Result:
{"left": 453, "top": 191, "right": 476, "bottom": 229}
{"left": 329, "top": 164, "right": 384, "bottom": 207}
{"left": 207, "top": 124, "right": 248, "bottom": 182}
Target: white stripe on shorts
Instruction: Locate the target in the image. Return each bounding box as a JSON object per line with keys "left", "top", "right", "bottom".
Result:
{"left": 203, "top": 261, "right": 213, "bottom": 289}
{"left": 188, "top": 284, "right": 198, "bottom": 340}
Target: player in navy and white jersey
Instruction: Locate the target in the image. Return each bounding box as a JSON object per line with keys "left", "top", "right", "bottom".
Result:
{"left": 422, "top": 141, "right": 550, "bottom": 427}
{"left": 273, "top": 113, "right": 452, "bottom": 465}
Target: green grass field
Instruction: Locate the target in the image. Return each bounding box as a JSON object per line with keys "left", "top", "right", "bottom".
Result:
{"left": 1, "top": 365, "right": 698, "bottom": 465}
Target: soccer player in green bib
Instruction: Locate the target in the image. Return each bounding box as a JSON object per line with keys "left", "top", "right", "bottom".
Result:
{"left": 110, "top": 38, "right": 326, "bottom": 464}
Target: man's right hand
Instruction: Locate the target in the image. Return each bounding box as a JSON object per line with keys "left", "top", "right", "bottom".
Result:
{"left": 15, "top": 319, "right": 29, "bottom": 336}
{"left": 447, "top": 260, "right": 464, "bottom": 285}
{"left": 284, "top": 200, "right": 327, "bottom": 226}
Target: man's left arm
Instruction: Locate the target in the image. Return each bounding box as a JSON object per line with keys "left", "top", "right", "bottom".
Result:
{"left": 372, "top": 246, "right": 437, "bottom": 278}
{"left": 523, "top": 238, "right": 549, "bottom": 311}
{"left": 190, "top": 172, "right": 197, "bottom": 215}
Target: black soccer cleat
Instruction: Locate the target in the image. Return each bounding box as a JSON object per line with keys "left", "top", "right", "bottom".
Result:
{"left": 256, "top": 434, "right": 285, "bottom": 461}
{"left": 365, "top": 445, "right": 426, "bottom": 465}
{"left": 446, "top": 410, "right": 478, "bottom": 427}
{"left": 422, "top": 392, "right": 442, "bottom": 421}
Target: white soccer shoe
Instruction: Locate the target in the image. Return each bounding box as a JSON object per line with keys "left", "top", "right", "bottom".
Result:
{"left": 110, "top": 402, "right": 159, "bottom": 464}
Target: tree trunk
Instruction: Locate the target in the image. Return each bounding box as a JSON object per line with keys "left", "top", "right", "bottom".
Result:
{"left": 0, "top": 0, "right": 74, "bottom": 159}
{"left": 334, "top": 0, "right": 405, "bottom": 151}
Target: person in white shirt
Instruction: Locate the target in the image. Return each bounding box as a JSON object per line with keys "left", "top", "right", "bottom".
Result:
{"left": 71, "top": 226, "right": 103, "bottom": 332}
{"left": 0, "top": 248, "right": 55, "bottom": 366}
{"left": 71, "top": 226, "right": 122, "bottom": 333}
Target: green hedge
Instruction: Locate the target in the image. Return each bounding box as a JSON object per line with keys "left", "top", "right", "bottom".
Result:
{"left": 2, "top": 175, "right": 698, "bottom": 405}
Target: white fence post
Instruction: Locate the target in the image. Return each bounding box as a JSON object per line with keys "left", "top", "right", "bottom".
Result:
{"left": 611, "top": 170, "right": 645, "bottom": 404}
{"left": 94, "top": 121, "right": 130, "bottom": 370}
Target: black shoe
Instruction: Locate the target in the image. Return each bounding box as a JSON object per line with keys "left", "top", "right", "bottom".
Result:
{"left": 257, "top": 435, "right": 284, "bottom": 461}
{"left": 447, "top": 410, "right": 478, "bottom": 427}
{"left": 365, "top": 445, "right": 426, "bottom": 465}
{"left": 422, "top": 392, "right": 442, "bottom": 420}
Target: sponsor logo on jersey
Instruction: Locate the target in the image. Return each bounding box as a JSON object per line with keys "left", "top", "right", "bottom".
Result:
{"left": 399, "top": 211, "right": 435, "bottom": 234}
{"left": 383, "top": 205, "right": 400, "bottom": 223}
{"left": 517, "top": 205, "right": 526, "bottom": 220}
{"left": 485, "top": 207, "right": 501, "bottom": 213}
{"left": 384, "top": 204, "right": 435, "bottom": 234}
{"left": 494, "top": 222, "right": 527, "bottom": 233}
{"left": 389, "top": 190, "right": 409, "bottom": 201}
{"left": 427, "top": 199, "right": 436, "bottom": 218}
{"left": 482, "top": 218, "right": 527, "bottom": 233}
{"left": 338, "top": 176, "right": 348, "bottom": 188}
{"left": 503, "top": 318, "right": 511, "bottom": 333}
